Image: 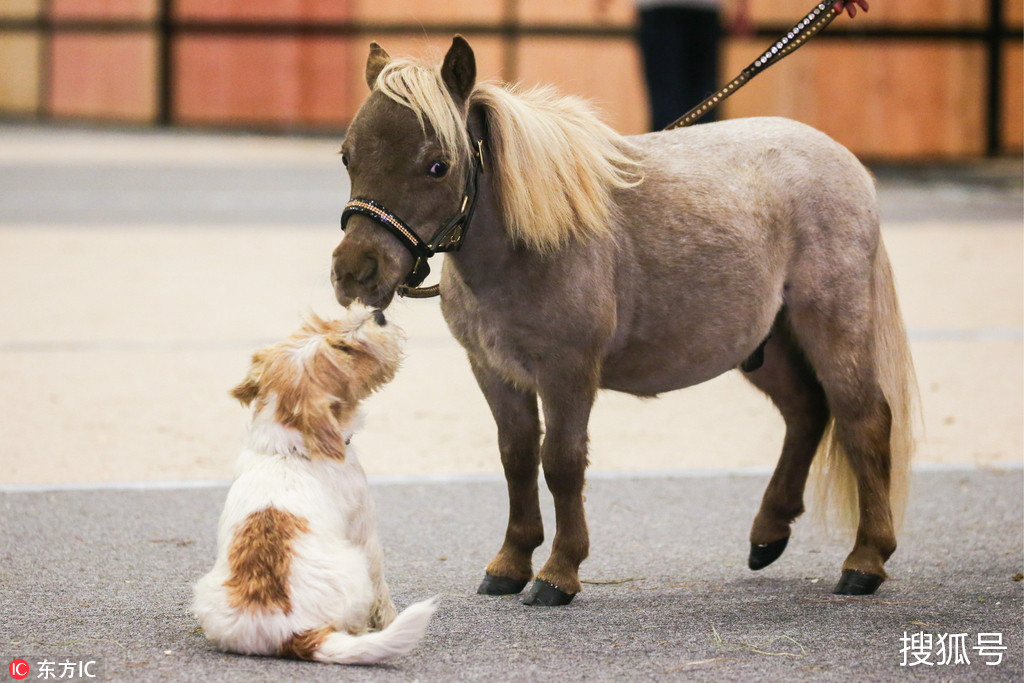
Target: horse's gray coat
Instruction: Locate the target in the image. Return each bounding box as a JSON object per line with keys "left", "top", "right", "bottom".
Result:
{"left": 332, "top": 37, "right": 916, "bottom": 603}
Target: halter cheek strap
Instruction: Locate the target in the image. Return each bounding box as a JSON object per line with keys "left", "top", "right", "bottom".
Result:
{"left": 339, "top": 138, "right": 484, "bottom": 291}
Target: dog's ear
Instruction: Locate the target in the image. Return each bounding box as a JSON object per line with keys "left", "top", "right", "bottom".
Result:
{"left": 230, "top": 351, "right": 265, "bottom": 406}
{"left": 230, "top": 377, "right": 259, "bottom": 406}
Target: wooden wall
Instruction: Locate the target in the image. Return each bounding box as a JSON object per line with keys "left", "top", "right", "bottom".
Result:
{"left": 0, "top": 0, "right": 43, "bottom": 115}
{"left": 0, "top": 0, "right": 1020, "bottom": 158}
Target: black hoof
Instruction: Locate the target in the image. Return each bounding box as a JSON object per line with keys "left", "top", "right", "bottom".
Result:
{"left": 833, "top": 569, "right": 885, "bottom": 595}
{"left": 477, "top": 573, "right": 529, "bottom": 596}
{"left": 749, "top": 536, "right": 789, "bottom": 570}
{"left": 521, "top": 579, "right": 575, "bottom": 606}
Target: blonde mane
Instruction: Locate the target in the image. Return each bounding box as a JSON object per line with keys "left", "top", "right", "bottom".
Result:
{"left": 373, "top": 57, "right": 642, "bottom": 252}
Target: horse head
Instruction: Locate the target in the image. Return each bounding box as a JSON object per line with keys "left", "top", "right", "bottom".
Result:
{"left": 332, "top": 37, "right": 478, "bottom": 309}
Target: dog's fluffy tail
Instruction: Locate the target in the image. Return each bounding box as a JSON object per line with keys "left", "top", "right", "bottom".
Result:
{"left": 294, "top": 597, "right": 438, "bottom": 665}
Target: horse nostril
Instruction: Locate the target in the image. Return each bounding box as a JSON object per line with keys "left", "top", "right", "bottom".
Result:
{"left": 355, "top": 255, "right": 378, "bottom": 285}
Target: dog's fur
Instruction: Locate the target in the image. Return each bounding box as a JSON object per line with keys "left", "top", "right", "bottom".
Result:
{"left": 192, "top": 305, "right": 436, "bottom": 664}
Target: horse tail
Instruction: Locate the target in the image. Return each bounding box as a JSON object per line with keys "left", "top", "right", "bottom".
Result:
{"left": 284, "top": 597, "right": 438, "bottom": 665}
{"left": 811, "top": 241, "right": 918, "bottom": 534}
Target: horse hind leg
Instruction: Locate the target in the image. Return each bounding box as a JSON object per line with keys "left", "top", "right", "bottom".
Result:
{"left": 742, "top": 312, "right": 830, "bottom": 571}
{"left": 788, "top": 297, "right": 899, "bottom": 596}
{"left": 827, "top": 392, "right": 895, "bottom": 595}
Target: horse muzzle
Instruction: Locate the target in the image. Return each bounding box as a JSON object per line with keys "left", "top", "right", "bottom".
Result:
{"left": 331, "top": 231, "right": 406, "bottom": 310}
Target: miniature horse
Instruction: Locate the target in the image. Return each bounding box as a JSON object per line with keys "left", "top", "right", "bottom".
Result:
{"left": 332, "top": 37, "right": 916, "bottom": 606}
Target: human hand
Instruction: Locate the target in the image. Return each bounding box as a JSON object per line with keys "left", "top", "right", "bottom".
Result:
{"left": 833, "top": 0, "right": 869, "bottom": 18}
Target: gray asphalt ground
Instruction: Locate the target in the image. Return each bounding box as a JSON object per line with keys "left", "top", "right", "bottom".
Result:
{"left": 1, "top": 470, "right": 1022, "bottom": 681}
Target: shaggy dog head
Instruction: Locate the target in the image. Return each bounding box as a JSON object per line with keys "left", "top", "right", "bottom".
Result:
{"left": 230, "top": 304, "right": 404, "bottom": 460}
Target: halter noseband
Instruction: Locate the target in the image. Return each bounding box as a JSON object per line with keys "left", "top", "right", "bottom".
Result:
{"left": 340, "top": 139, "right": 484, "bottom": 294}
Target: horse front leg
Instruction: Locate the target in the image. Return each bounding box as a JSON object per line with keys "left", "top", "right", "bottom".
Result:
{"left": 470, "top": 361, "right": 544, "bottom": 596}
{"left": 522, "top": 372, "right": 598, "bottom": 606}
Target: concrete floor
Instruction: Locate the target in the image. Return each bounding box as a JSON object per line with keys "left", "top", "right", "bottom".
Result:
{"left": 0, "top": 125, "right": 1019, "bottom": 484}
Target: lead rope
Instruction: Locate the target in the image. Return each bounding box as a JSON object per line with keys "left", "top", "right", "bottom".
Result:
{"left": 664, "top": 2, "right": 840, "bottom": 130}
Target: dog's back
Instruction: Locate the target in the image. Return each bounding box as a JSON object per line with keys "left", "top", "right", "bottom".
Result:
{"left": 193, "top": 449, "right": 376, "bottom": 655}
{"left": 193, "top": 445, "right": 437, "bottom": 663}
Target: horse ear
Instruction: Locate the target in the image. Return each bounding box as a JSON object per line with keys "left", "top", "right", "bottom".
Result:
{"left": 366, "top": 41, "right": 391, "bottom": 90}
{"left": 441, "top": 35, "right": 476, "bottom": 103}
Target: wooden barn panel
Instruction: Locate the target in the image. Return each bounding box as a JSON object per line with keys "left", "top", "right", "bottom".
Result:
{"left": 518, "top": 0, "right": 634, "bottom": 26}
{"left": 722, "top": 39, "right": 986, "bottom": 158}
{"left": 516, "top": 36, "right": 648, "bottom": 135}
{"left": 351, "top": 0, "right": 501, "bottom": 25}
{"left": 871, "top": 42, "right": 985, "bottom": 157}
{"left": 0, "top": 32, "right": 40, "bottom": 114}
{"left": 1003, "top": 43, "right": 1023, "bottom": 153}
{"left": 747, "top": 0, "right": 985, "bottom": 27}
{"left": 50, "top": 0, "right": 157, "bottom": 20}
{"left": 174, "top": 36, "right": 351, "bottom": 127}
{"left": 174, "top": 0, "right": 351, "bottom": 21}
{"left": 720, "top": 38, "right": 821, "bottom": 125}
{"left": 50, "top": 33, "right": 157, "bottom": 121}
{"left": 292, "top": 38, "right": 351, "bottom": 124}
{"left": 1006, "top": 0, "right": 1023, "bottom": 27}
{"left": 0, "top": 0, "right": 42, "bottom": 19}
{"left": 341, "top": 34, "right": 504, "bottom": 124}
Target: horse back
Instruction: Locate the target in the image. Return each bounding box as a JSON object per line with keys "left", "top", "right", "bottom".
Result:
{"left": 600, "top": 117, "right": 880, "bottom": 393}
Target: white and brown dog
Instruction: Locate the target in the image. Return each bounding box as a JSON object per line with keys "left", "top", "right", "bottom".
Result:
{"left": 192, "top": 304, "right": 436, "bottom": 665}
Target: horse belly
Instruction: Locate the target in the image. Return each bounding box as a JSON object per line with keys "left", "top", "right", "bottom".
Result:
{"left": 600, "top": 270, "right": 783, "bottom": 396}
{"left": 600, "top": 341, "right": 741, "bottom": 396}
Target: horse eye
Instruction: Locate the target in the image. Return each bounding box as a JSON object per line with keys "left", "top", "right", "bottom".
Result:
{"left": 428, "top": 161, "right": 449, "bottom": 178}
{"left": 341, "top": 154, "right": 349, "bottom": 167}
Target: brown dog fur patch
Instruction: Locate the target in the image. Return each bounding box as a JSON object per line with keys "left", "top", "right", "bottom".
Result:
{"left": 225, "top": 507, "right": 311, "bottom": 614}
{"left": 279, "top": 625, "right": 333, "bottom": 660}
